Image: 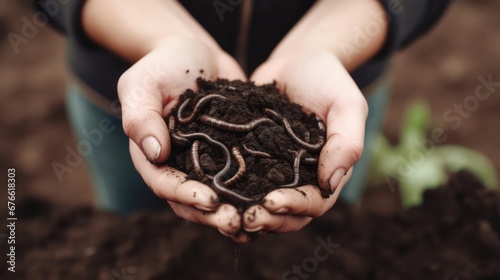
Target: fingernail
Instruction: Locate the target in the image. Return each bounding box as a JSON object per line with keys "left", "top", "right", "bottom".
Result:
{"left": 218, "top": 228, "right": 234, "bottom": 237}
{"left": 194, "top": 204, "right": 214, "bottom": 212}
{"left": 245, "top": 225, "right": 264, "bottom": 232}
{"left": 329, "top": 168, "right": 346, "bottom": 192}
{"left": 275, "top": 207, "right": 289, "bottom": 214}
{"left": 142, "top": 136, "right": 161, "bottom": 164}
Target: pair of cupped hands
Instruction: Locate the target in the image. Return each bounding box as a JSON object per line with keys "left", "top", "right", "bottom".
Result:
{"left": 118, "top": 37, "right": 368, "bottom": 243}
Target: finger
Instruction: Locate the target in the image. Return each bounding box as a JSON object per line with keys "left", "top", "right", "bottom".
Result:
{"left": 277, "top": 54, "right": 367, "bottom": 194}
{"left": 169, "top": 202, "right": 241, "bottom": 236}
{"left": 253, "top": 53, "right": 368, "bottom": 195}
{"left": 262, "top": 168, "right": 353, "bottom": 217}
{"left": 118, "top": 69, "right": 169, "bottom": 164}
{"left": 250, "top": 59, "right": 287, "bottom": 86}
{"left": 243, "top": 205, "right": 312, "bottom": 233}
{"left": 118, "top": 38, "right": 218, "bottom": 163}
{"left": 215, "top": 52, "right": 247, "bottom": 81}
{"left": 130, "top": 141, "right": 218, "bottom": 211}
{"left": 318, "top": 91, "right": 367, "bottom": 193}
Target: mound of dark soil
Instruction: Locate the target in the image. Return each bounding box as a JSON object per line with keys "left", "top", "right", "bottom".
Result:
{"left": 4, "top": 171, "right": 500, "bottom": 280}
{"left": 165, "top": 79, "right": 327, "bottom": 207}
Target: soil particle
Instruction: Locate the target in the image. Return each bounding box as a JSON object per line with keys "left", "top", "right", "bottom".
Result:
{"left": 295, "top": 189, "right": 307, "bottom": 197}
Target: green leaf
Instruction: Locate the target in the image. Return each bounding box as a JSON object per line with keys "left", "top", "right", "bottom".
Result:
{"left": 368, "top": 135, "right": 399, "bottom": 186}
{"left": 400, "top": 102, "right": 431, "bottom": 152}
{"left": 398, "top": 155, "right": 447, "bottom": 207}
{"left": 435, "top": 145, "right": 499, "bottom": 188}
{"left": 367, "top": 101, "right": 499, "bottom": 208}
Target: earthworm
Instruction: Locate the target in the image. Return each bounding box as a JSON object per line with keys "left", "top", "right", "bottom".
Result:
{"left": 225, "top": 146, "right": 246, "bottom": 186}
{"left": 178, "top": 132, "right": 258, "bottom": 204}
{"left": 177, "top": 94, "right": 226, "bottom": 124}
{"left": 171, "top": 133, "right": 190, "bottom": 147}
{"left": 168, "top": 116, "right": 175, "bottom": 133}
{"left": 263, "top": 108, "right": 325, "bottom": 152}
{"left": 315, "top": 116, "right": 326, "bottom": 131}
{"left": 285, "top": 148, "right": 317, "bottom": 164}
{"left": 280, "top": 149, "right": 306, "bottom": 188}
{"left": 200, "top": 115, "right": 274, "bottom": 132}
{"left": 302, "top": 157, "right": 318, "bottom": 165}
{"left": 190, "top": 141, "right": 205, "bottom": 179}
{"left": 242, "top": 144, "right": 272, "bottom": 158}
{"left": 168, "top": 116, "right": 190, "bottom": 147}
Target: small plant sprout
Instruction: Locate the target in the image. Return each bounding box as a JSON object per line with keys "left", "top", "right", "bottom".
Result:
{"left": 369, "top": 102, "right": 499, "bottom": 207}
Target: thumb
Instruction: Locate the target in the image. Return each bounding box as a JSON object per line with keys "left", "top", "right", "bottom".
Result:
{"left": 318, "top": 88, "right": 368, "bottom": 193}
{"left": 250, "top": 58, "right": 287, "bottom": 86}
{"left": 117, "top": 68, "right": 172, "bottom": 164}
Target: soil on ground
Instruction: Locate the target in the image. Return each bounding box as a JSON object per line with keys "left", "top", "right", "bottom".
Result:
{"left": 2, "top": 172, "right": 499, "bottom": 280}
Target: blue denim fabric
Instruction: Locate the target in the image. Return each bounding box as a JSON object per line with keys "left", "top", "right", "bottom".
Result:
{"left": 340, "top": 81, "right": 391, "bottom": 203}
{"left": 66, "top": 86, "right": 164, "bottom": 214}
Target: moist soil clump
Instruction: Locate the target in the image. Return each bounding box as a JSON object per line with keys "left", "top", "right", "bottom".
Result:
{"left": 165, "top": 79, "right": 327, "bottom": 207}
{"left": 7, "top": 172, "right": 500, "bottom": 279}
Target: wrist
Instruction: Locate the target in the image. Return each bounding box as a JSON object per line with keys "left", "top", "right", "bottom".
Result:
{"left": 269, "top": 0, "right": 388, "bottom": 71}
{"left": 329, "top": 1, "right": 389, "bottom": 70}
{"left": 82, "top": 0, "right": 220, "bottom": 62}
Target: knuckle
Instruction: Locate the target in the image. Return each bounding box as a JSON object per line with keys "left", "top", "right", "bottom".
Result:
{"left": 122, "top": 114, "right": 142, "bottom": 137}
{"left": 149, "top": 174, "right": 166, "bottom": 200}
{"left": 359, "top": 98, "right": 369, "bottom": 117}
{"left": 117, "top": 70, "right": 132, "bottom": 97}
{"left": 349, "top": 140, "right": 365, "bottom": 162}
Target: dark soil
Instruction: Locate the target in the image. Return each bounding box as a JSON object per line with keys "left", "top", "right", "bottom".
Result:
{"left": 3, "top": 171, "right": 499, "bottom": 280}
{"left": 166, "top": 79, "right": 326, "bottom": 207}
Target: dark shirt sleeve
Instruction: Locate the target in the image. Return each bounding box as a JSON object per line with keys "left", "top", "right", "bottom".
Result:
{"left": 35, "top": 0, "right": 93, "bottom": 47}
{"left": 378, "top": 0, "right": 451, "bottom": 56}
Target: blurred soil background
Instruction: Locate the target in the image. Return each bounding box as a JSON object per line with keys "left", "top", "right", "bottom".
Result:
{"left": 0, "top": 0, "right": 500, "bottom": 279}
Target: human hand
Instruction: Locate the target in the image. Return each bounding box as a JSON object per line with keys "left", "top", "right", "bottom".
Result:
{"left": 83, "top": 0, "right": 253, "bottom": 241}
{"left": 118, "top": 37, "right": 250, "bottom": 242}
{"left": 239, "top": 0, "right": 387, "bottom": 236}
{"left": 246, "top": 50, "right": 368, "bottom": 233}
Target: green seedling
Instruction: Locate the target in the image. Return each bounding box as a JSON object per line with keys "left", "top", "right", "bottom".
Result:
{"left": 369, "top": 102, "right": 499, "bottom": 207}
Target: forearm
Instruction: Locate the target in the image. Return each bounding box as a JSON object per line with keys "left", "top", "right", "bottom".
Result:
{"left": 82, "top": 0, "right": 221, "bottom": 62}
{"left": 268, "top": 0, "right": 388, "bottom": 71}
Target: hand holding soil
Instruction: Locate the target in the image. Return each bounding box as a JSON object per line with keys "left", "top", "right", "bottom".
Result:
{"left": 244, "top": 51, "right": 368, "bottom": 234}
{"left": 120, "top": 37, "right": 369, "bottom": 241}
{"left": 120, "top": 37, "right": 250, "bottom": 240}
{"left": 166, "top": 78, "right": 332, "bottom": 237}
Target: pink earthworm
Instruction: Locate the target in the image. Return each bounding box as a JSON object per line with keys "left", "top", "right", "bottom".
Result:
{"left": 168, "top": 116, "right": 190, "bottom": 147}
{"left": 225, "top": 146, "right": 246, "bottom": 187}
{"left": 177, "top": 94, "right": 226, "bottom": 124}
{"left": 263, "top": 108, "right": 325, "bottom": 152}
{"left": 242, "top": 144, "right": 272, "bottom": 158}
{"left": 200, "top": 115, "right": 274, "bottom": 133}
{"left": 302, "top": 157, "right": 318, "bottom": 165}
{"left": 280, "top": 149, "right": 306, "bottom": 188}
{"left": 178, "top": 132, "right": 259, "bottom": 204}
{"left": 190, "top": 140, "right": 205, "bottom": 179}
